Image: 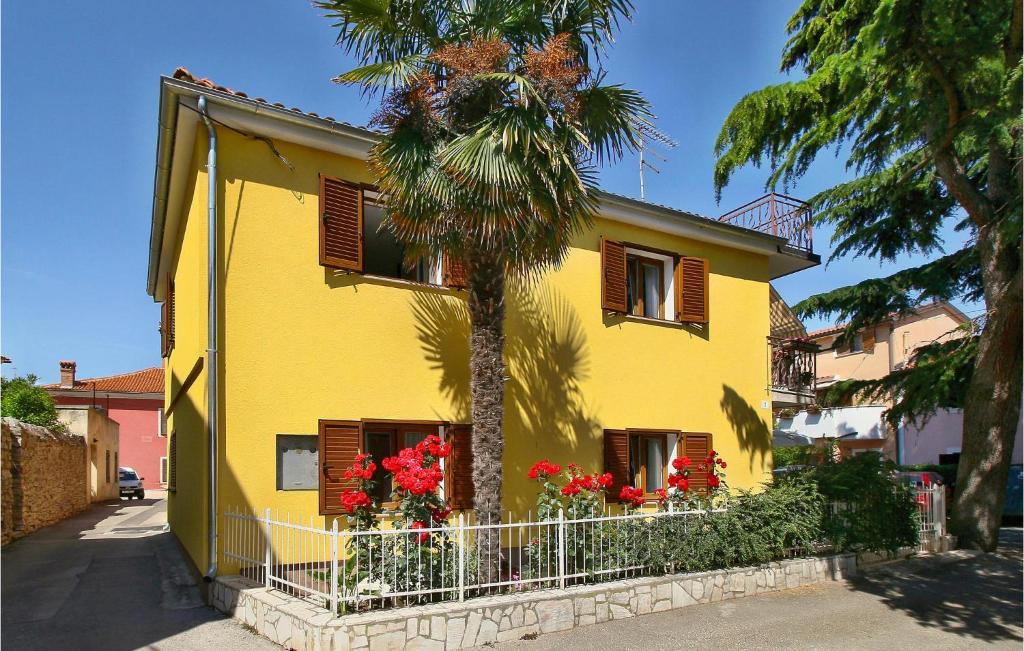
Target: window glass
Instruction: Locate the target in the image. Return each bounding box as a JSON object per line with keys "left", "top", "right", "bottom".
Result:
{"left": 275, "top": 435, "right": 319, "bottom": 490}
{"left": 642, "top": 263, "right": 661, "bottom": 319}
{"left": 404, "top": 431, "right": 429, "bottom": 449}
{"left": 626, "top": 254, "right": 664, "bottom": 319}
{"left": 365, "top": 429, "right": 396, "bottom": 503}
{"left": 119, "top": 469, "right": 138, "bottom": 481}
{"left": 851, "top": 334, "right": 864, "bottom": 353}
{"left": 362, "top": 199, "right": 433, "bottom": 283}
{"left": 158, "top": 408, "right": 167, "bottom": 437}
{"left": 645, "top": 438, "right": 665, "bottom": 492}
{"left": 160, "top": 457, "right": 168, "bottom": 484}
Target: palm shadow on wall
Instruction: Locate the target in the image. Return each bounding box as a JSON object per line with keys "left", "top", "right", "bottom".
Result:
{"left": 720, "top": 384, "right": 771, "bottom": 473}
{"left": 410, "top": 282, "right": 599, "bottom": 509}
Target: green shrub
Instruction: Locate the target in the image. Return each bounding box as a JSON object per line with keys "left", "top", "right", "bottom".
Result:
{"left": 771, "top": 445, "right": 816, "bottom": 468}
{"left": 808, "top": 453, "right": 920, "bottom": 553}
{"left": 650, "top": 479, "right": 825, "bottom": 573}
{"left": 1, "top": 375, "right": 65, "bottom": 432}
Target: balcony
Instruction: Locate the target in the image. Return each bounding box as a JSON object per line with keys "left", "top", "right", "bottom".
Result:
{"left": 769, "top": 336, "right": 817, "bottom": 408}
{"left": 720, "top": 193, "right": 813, "bottom": 253}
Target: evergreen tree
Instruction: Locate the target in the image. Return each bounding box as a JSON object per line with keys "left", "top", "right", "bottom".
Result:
{"left": 714, "top": 0, "right": 1021, "bottom": 550}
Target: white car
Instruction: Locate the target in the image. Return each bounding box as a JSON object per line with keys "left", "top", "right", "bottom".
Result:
{"left": 119, "top": 467, "right": 145, "bottom": 500}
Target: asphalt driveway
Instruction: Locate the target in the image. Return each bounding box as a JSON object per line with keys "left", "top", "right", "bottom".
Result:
{"left": 486, "top": 529, "right": 1023, "bottom": 650}
{"left": 1, "top": 495, "right": 276, "bottom": 651}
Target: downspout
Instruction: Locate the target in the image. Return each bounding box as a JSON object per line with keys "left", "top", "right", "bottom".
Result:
{"left": 197, "top": 95, "right": 219, "bottom": 580}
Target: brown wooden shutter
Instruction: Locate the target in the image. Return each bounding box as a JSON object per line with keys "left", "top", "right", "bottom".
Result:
{"left": 445, "top": 424, "right": 474, "bottom": 510}
{"left": 319, "top": 175, "right": 363, "bottom": 271}
{"left": 681, "top": 433, "right": 712, "bottom": 494}
{"left": 442, "top": 255, "right": 468, "bottom": 289}
{"left": 319, "top": 419, "right": 361, "bottom": 515}
{"left": 603, "top": 429, "right": 631, "bottom": 502}
{"left": 677, "top": 256, "right": 709, "bottom": 323}
{"left": 168, "top": 431, "right": 176, "bottom": 491}
{"left": 600, "top": 238, "right": 628, "bottom": 313}
{"left": 862, "top": 327, "right": 876, "bottom": 353}
{"left": 161, "top": 275, "right": 175, "bottom": 358}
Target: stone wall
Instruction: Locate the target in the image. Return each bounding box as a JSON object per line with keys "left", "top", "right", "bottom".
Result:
{"left": 212, "top": 553, "right": 858, "bottom": 651}
{"left": 2, "top": 417, "right": 88, "bottom": 545}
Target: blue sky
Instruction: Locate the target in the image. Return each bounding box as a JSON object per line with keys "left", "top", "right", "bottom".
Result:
{"left": 1, "top": 1, "right": 974, "bottom": 383}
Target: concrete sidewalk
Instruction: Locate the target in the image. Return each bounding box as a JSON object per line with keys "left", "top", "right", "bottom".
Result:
{"left": 485, "top": 529, "right": 1024, "bottom": 650}
{"left": 1, "top": 497, "right": 277, "bottom": 651}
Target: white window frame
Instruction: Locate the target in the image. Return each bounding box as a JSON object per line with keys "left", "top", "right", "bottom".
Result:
{"left": 623, "top": 247, "right": 675, "bottom": 320}
{"left": 160, "top": 456, "right": 168, "bottom": 485}
{"left": 158, "top": 408, "right": 167, "bottom": 437}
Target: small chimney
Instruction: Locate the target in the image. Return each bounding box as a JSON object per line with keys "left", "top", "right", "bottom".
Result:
{"left": 59, "top": 360, "right": 77, "bottom": 388}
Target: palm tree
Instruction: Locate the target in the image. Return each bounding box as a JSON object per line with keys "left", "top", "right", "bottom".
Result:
{"left": 318, "top": 0, "right": 650, "bottom": 580}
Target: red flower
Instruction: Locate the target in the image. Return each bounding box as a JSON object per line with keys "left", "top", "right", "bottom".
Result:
{"left": 339, "top": 489, "right": 372, "bottom": 513}
{"left": 718, "top": 460, "right": 727, "bottom": 469}
{"left": 653, "top": 488, "right": 668, "bottom": 503}
{"left": 672, "top": 456, "right": 692, "bottom": 470}
{"left": 527, "top": 460, "right": 562, "bottom": 480}
{"left": 597, "top": 473, "right": 613, "bottom": 488}
{"left": 707, "top": 473, "right": 721, "bottom": 489}
{"left": 619, "top": 485, "right": 645, "bottom": 507}
{"left": 410, "top": 520, "right": 429, "bottom": 544}
{"left": 431, "top": 505, "right": 452, "bottom": 523}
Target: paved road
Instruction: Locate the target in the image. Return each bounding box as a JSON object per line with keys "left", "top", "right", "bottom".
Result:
{"left": 1, "top": 496, "right": 276, "bottom": 651}
{"left": 488, "top": 529, "right": 1024, "bottom": 651}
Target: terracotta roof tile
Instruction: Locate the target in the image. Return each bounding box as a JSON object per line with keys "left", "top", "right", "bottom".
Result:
{"left": 172, "top": 67, "right": 357, "bottom": 127}
{"left": 44, "top": 367, "right": 163, "bottom": 394}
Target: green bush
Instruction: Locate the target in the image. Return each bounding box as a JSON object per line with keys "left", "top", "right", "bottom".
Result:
{"left": 807, "top": 453, "right": 920, "bottom": 553}
{"left": 1, "top": 375, "right": 65, "bottom": 432}
{"left": 650, "top": 479, "right": 825, "bottom": 573}
{"left": 771, "top": 445, "right": 816, "bottom": 468}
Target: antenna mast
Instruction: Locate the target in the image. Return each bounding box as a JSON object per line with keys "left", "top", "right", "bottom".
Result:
{"left": 635, "top": 120, "right": 678, "bottom": 200}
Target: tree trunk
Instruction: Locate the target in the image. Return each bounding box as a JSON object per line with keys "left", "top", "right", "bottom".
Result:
{"left": 465, "top": 243, "right": 506, "bottom": 583}
{"left": 951, "top": 221, "right": 1023, "bottom": 550}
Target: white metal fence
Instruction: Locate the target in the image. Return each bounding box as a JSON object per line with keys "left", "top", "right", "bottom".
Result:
{"left": 915, "top": 486, "right": 947, "bottom": 538}
{"left": 222, "top": 504, "right": 724, "bottom": 613}
{"left": 222, "top": 488, "right": 946, "bottom": 614}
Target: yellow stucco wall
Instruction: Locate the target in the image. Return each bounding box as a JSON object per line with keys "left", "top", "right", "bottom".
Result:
{"left": 165, "top": 128, "right": 775, "bottom": 574}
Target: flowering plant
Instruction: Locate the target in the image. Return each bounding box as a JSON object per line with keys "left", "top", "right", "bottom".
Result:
{"left": 561, "top": 464, "right": 613, "bottom": 518}
{"left": 527, "top": 459, "right": 563, "bottom": 520}
{"left": 339, "top": 453, "right": 379, "bottom": 530}
{"left": 381, "top": 434, "right": 453, "bottom": 542}
{"left": 619, "top": 485, "right": 645, "bottom": 508}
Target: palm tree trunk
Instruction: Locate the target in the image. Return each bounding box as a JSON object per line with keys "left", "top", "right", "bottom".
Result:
{"left": 465, "top": 243, "right": 506, "bottom": 583}
{"left": 951, "top": 220, "right": 1023, "bottom": 550}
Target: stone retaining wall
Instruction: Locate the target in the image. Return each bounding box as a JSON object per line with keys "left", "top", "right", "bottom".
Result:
{"left": 212, "top": 553, "right": 857, "bottom": 651}
{"left": 2, "top": 417, "right": 88, "bottom": 545}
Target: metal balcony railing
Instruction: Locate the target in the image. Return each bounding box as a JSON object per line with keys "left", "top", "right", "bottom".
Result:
{"left": 720, "top": 193, "right": 813, "bottom": 253}
{"left": 769, "top": 336, "right": 817, "bottom": 395}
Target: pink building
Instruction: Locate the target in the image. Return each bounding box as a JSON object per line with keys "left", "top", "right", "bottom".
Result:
{"left": 45, "top": 362, "right": 166, "bottom": 490}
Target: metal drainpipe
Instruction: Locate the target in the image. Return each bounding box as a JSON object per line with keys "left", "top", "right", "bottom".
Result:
{"left": 197, "top": 95, "right": 219, "bottom": 581}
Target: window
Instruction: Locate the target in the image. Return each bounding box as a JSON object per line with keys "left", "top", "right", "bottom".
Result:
{"left": 120, "top": 469, "right": 137, "bottom": 481}
{"left": 851, "top": 334, "right": 864, "bottom": 353}
{"left": 626, "top": 254, "right": 666, "bottom": 319}
{"left": 362, "top": 193, "right": 439, "bottom": 284}
{"left": 276, "top": 435, "right": 319, "bottom": 490}
{"left": 162, "top": 274, "right": 175, "bottom": 357}
{"left": 158, "top": 408, "right": 167, "bottom": 437}
{"left": 362, "top": 424, "right": 435, "bottom": 503}
{"left": 160, "top": 457, "right": 169, "bottom": 485}
{"left": 105, "top": 450, "right": 111, "bottom": 484}
{"left": 601, "top": 239, "right": 708, "bottom": 323}
{"left": 628, "top": 433, "right": 668, "bottom": 493}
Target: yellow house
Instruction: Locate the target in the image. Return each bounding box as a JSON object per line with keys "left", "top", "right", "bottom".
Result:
{"left": 146, "top": 69, "right": 819, "bottom": 577}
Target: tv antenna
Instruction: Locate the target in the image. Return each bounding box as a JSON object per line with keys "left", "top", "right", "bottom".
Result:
{"left": 636, "top": 120, "right": 678, "bottom": 200}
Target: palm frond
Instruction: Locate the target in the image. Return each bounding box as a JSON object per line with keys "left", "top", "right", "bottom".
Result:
{"left": 334, "top": 55, "right": 428, "bottom": 91}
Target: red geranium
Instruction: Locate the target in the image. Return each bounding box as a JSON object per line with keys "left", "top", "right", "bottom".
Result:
{"left": 707, "top": 473, "right": 721, "bottom": 489}
{"left": 653, "top": 488, "right": 668, "bottom": 504}
{"left": 671, "top": 456, "right": 692, "bottom": 471}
